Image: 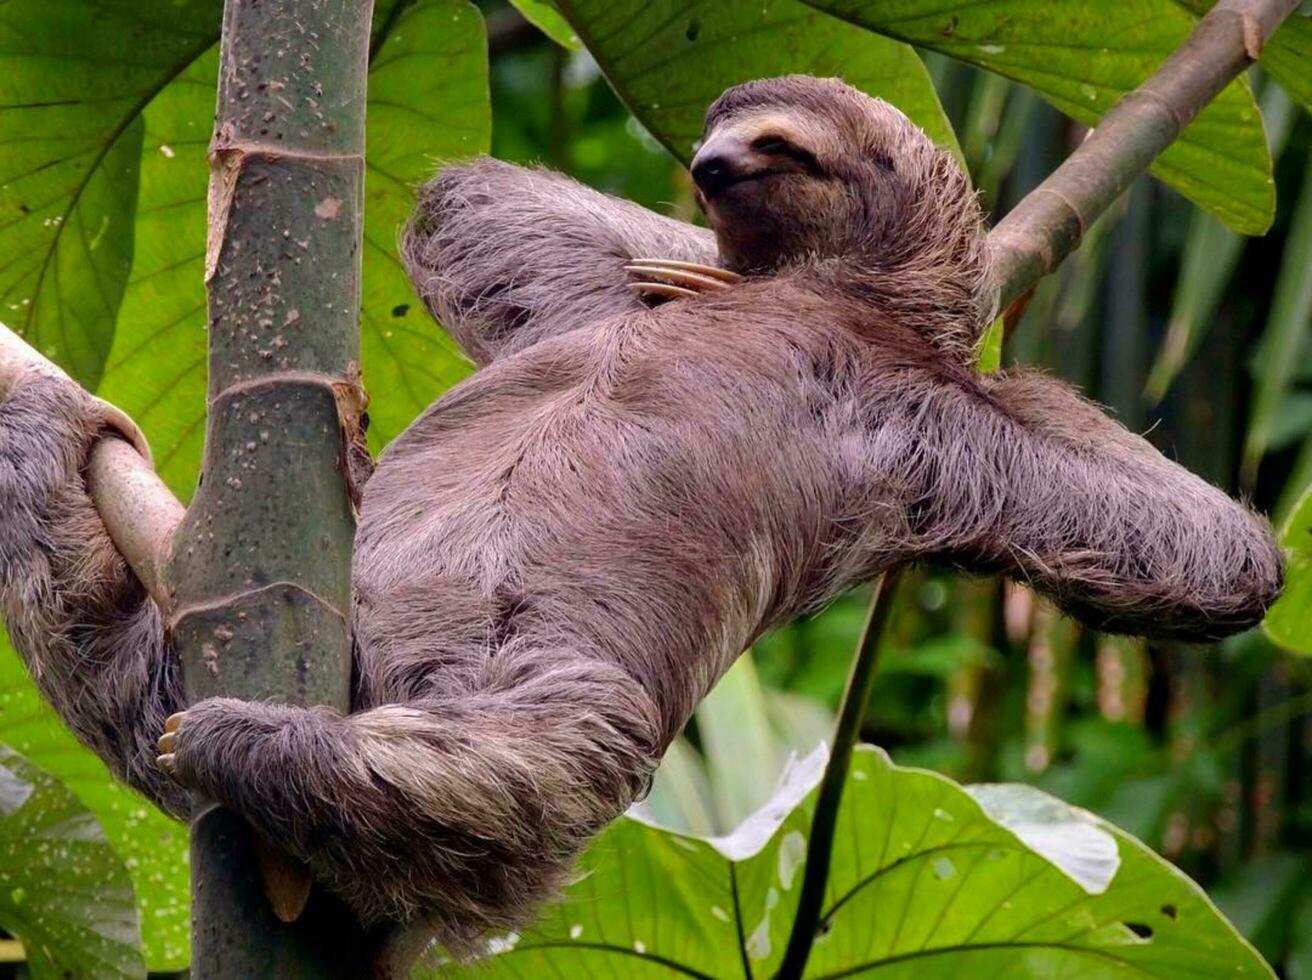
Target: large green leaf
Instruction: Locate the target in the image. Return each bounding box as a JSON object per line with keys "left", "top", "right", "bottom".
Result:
{"left": 360, "top": 0, "right": 486, "bottom": 450}
{"left": 431, "top": 746, "right": 1269, "bottom": 978}
{"left": 802, "top": 0, "right": 1275, "bottom": 234}
{"left": 0, "top": 632, "right": 189, "bottom": 970}
{"left": 97, "top": 0, "right": 487, "bottom": 497}
{"left": 555, "top": 0, "right": 957, "bottom": 165}
{"left": 643, "top": 654, "right": 833, "bottom": 836}
{"left": 0, "top": 0, "right": 220, "bottom": 388}
{"left": 92, "top": 53, "right": 213, "bottom": 496}
{"left": 0, "top": 745, "right": 145, "bottom": 979}
{"left": 1264, "top": 483, "right": 1312, "bottom": 654}
{"left": 640, "top": 735, "right": 719, "bottom": 836}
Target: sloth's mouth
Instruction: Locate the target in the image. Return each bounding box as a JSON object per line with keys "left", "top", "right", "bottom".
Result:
{"left": 703, "top": 168, "right": 791, "bottom": 199}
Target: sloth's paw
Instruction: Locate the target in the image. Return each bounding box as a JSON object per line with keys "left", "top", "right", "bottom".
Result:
{"left": 625, "top": 258, "right": 741, "bottom": 303}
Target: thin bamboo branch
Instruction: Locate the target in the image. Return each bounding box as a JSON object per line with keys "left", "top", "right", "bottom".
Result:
{"left": 776, "top": 571, "right": 901, "bottom": 979}
{"left": 987, "top": 0, "right": 1299, "bottom": 316}
{"left": 0, "top": 323, "right": 182, "bottom": 608}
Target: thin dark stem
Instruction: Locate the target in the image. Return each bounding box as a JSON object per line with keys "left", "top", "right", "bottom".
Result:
{"left": 775, "top": 570, "right": 902, "bottom": 980}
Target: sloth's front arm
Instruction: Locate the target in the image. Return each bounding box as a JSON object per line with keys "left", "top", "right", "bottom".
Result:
{"left": 0, "top": 374, "right": 189, "bottom": 817}
{"left": 402, "top": 157, "right": 719, "bottom": 365}
{"left": 895, "top": 368, "right": 1282, "bottom": 639}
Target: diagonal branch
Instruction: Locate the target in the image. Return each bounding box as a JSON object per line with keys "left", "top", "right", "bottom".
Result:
{"left": 987, "top": 0, "right": 1300, "bottom": 315}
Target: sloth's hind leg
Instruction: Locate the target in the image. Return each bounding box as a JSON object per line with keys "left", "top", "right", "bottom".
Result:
{"left": 157, "top": 650, "right": 662, "bottom": 944}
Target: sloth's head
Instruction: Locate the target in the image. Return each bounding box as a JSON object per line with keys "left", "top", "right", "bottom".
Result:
{"left": 695, "top": 75, "right": 986, "bottom": 298}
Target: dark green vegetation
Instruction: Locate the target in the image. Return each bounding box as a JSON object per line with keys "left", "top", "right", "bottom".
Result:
{"left": 0, "top": 0, "right": 1310, "bottom": 976}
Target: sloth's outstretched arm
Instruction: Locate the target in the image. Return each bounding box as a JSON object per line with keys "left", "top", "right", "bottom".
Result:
{"left": 0, "top": 374, "right": 189, "bottom": 816}
{"left": 401, "top": 156, "right": 717, "bottom": 365}
{"left": 897, "top": 368, "right": 1282, "bottom": 640}
{"left": 161, "top": 648, "right": 661, "bottom": 943}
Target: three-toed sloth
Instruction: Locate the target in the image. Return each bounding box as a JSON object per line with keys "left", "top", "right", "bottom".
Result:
{"left": 0, "top": 76, "right": 1282, "bottom": 950}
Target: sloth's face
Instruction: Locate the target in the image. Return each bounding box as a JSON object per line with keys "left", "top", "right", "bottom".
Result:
{"left": 694, "top": 77, "right": 924, "bottom": 274}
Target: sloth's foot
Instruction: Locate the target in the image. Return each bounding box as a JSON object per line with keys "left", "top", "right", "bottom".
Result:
{"left": 156, "top": 711, "right": 187, "bottom": 783}
{"left": 156, "top": 706, "right": 312, "bottom": 921}
{"left": 626, "top": 258, "right": 742, "bottom": 302}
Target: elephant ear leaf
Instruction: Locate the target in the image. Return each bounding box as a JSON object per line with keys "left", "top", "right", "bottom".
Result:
{"left": 0, "top": 746, "right": 145, "bottom": 980}
{"left": 555, "top": 0, "right": 958, "bottom": 161}
{"left": 0, "top": 0, "right": 222, "bottom": 388}
{"left": 424, "top": 746, "right": 1270, "bottom": 978}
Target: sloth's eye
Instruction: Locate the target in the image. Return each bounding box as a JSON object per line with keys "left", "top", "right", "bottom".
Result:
{"left": 751, "top": 135, "right": 792, "bottom": 155}
{"left": 752, "top": 135, "right": 822, "bottom": 173}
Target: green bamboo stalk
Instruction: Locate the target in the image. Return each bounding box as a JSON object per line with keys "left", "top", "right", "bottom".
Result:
{"left": 1145, "top": 83, "right": 1295, "bottom": 406}
{"left": 163, "top": 0, "right": 375, "bottom": 974}
{"left": 1241, "top": 159, "right": 1312, "bottom": 490}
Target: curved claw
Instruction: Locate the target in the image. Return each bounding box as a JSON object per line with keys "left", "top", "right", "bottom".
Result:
{"left": 628, "top": 281, "right": 700, "bottom": 301}
{"left": 92, "top": 396, "right": 154, "bottom": 468}
{"left": 627, "top": 258, "right": 743, "bottom": 284}
{"left": 625, "top": 261, "right": 742, "bottom": 296}
{"left": 156, "top": 711, "right": 187, "bottom": 781}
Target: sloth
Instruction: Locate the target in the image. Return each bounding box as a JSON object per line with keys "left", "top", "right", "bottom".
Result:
{"left": 0, "top": 76, "right": 1282, "bottom": 951}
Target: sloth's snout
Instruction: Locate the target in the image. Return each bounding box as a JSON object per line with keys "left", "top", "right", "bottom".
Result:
{"left": 691, "top": 135, "right": 753, "bottom": 197}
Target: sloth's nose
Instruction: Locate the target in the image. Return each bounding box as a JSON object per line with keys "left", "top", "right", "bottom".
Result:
{"left": 691, "top": 136, "right": 750, "bottom": 197}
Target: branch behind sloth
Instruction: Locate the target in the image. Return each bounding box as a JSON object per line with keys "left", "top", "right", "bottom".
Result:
{"left": 0, "top": 81, "right": 1282, "bottom": 956}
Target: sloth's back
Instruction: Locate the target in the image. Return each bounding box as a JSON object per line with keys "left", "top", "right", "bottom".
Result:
{"left": 351, "top": 297, "right": 870, "bottom": 714}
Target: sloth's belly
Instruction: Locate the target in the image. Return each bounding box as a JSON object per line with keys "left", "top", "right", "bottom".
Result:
{"left": 353, "top": 322, "right": 860, "bottom": 706}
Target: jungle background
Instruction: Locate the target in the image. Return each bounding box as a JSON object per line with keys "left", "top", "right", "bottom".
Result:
{"left": 0, "top": 0, "right": 1309, "bottom": 975}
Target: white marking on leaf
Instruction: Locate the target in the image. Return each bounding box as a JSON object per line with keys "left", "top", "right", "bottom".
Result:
{"left": 777, "top": 831, "right": 806, "bottom": 890}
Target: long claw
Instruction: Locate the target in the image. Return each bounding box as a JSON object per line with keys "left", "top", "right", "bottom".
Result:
{"left": 164, "top": 712, "right": 185, "bottom": 734}
{"left": 156, "top": 753, "right": 177, "bottom": 776}
{"left": 92, "top": 396, "right": 154, "bottom": 467}
{"left": 158, "top": 730, "right": 177, "bottom": 754}
{"left": 627, "top": 281, "right": 700, "bottom": 301}
{"left": 624, "top": 264, "right": 735, "bottom": 293}
{"left": 627, "top": 258, "right": 743, "bottom": 284}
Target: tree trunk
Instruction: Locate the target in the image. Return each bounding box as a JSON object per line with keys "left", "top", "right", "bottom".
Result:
{"left": 165, "top": 0, "right": 375, "bottom": 974}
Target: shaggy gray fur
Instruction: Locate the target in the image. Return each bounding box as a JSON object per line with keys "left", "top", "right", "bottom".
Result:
{"left": 0, "top": 377, "right": 188, "bottom": 816}
{"left": 0, "top": 76, "right": 1282, "bottom": 953}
